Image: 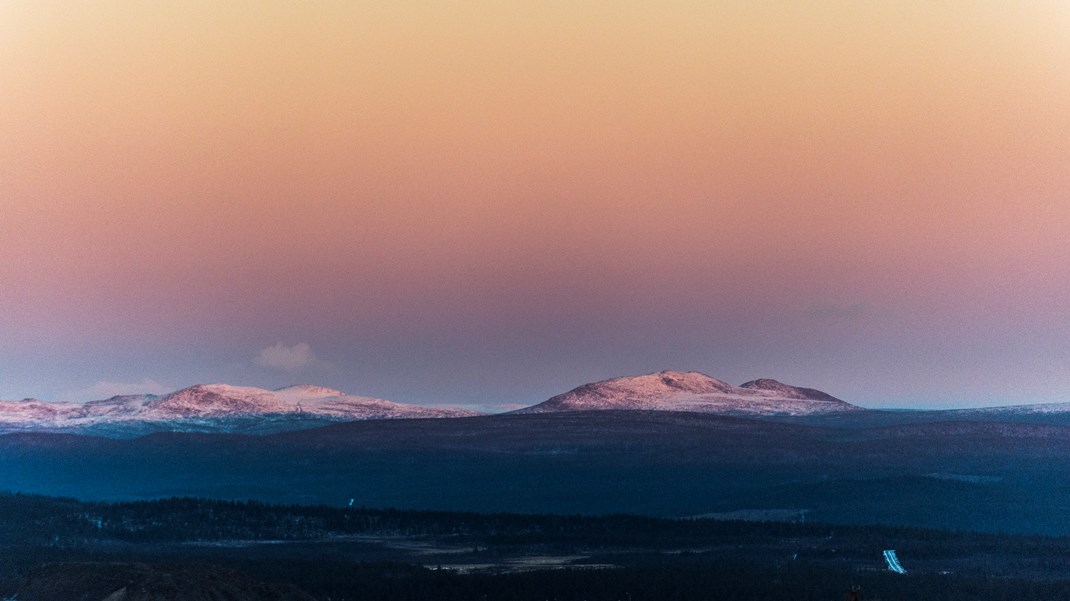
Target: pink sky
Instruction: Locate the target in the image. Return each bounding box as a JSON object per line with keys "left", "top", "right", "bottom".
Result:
{"left": 2, "top": 2, "right": 1070, "bottom": 407}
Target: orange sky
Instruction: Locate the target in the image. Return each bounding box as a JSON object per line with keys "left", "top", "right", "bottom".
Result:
{"left": 2, "top": 2, "right": 1070, "bottom": 407}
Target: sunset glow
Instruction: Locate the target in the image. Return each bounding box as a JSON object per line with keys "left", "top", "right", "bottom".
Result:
{"left": 3, "top": 2, "right": 1069, "bottom": 408}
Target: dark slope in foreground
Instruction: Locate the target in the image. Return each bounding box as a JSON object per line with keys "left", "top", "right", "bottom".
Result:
{"left": 3, "top": 411, "right": 1070, "bottom": 534}
{"left": 16, "top": 563, "right": 315, "bottom": 601}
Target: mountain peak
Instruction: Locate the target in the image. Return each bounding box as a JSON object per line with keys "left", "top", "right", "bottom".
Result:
{"left": 274, "top": 385, "right": 346, "bottom": 398}
{"left": 516, "top": 370, "right": 859, "bottom": 416}
{"left": 653, "top": 370, "right": 737, "bottom": 392}
{"left": 1, "top": 382, "right": 481, "bottom": 437}
{"left": 148, "top": 384, "right": 273, "bottom": 417}
{"left": 579, "top": 371, "right": 738, "bottom": 395}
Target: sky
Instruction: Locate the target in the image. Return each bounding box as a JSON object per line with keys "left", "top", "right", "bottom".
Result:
{"left": 2, "top": 1, "right": 1069, "bottom": 409}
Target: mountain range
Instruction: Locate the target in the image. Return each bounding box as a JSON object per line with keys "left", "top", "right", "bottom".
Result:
{"left": 4, "top": 369, "right": 1070, "bottom": 437}
{"left": 4, "top": 370, "right": 1070, "bottom": 535}
{"left": 0, "top": 383, "right": 477, "bottom": 436}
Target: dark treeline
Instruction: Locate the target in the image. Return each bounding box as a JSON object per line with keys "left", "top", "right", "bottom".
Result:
{"left": 0, "top": 492, "right": 1057, "bottom": 549}
{"left": 4, "top": 492, "right": 1069, "bottom": 568}
{"left": 2, "top": 493, "right": 1070, "bottom": 600}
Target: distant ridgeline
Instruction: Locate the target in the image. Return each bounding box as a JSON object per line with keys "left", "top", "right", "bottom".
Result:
{"left": 5, "top": 370, "right": 1070, "bottom": 436}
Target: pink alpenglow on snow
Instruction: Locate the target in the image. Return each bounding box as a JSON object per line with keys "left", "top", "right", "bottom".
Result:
{"left": 515, "top": 371, "right": 862, "bottom": 416}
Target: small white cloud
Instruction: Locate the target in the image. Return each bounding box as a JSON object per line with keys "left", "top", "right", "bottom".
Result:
{"left": 255, "top": 342, "right": 319, "bottom": 372}
{"left": 77, "top": 378, "right": 171, "bottom": 400}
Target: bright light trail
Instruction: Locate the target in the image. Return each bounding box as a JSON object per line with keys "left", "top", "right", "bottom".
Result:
{"left": 883, "top": 549, "right": 906, "bottom": 574}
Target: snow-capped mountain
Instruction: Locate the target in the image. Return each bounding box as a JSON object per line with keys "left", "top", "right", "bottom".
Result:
{"left": 0, "top": 384, "right": 479, "bottom": 437}
{"left": 514, "top": 370, "right": 862, "bottom": 416}
{"left": 141, "top": 384, "right": 476, "bottom": 421}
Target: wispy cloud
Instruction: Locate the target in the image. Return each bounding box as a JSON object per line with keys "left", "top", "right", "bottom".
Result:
{"left": 255, "top": 342, "right": 321, "bottom": 372}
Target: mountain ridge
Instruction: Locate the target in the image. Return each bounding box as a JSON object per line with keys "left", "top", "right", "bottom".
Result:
{"left": 8, "top": 370, "right": 1070, "bottom": 437}
{"left": 0, "top": 383, "right": 478, "bottom": 436}
{"left": 515, "top": 370, "right": 861, "bottom": 416}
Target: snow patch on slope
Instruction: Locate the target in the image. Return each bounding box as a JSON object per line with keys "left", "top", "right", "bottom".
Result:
{"left": 944, "top": 402, "right": 1070, "bottom": 416}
